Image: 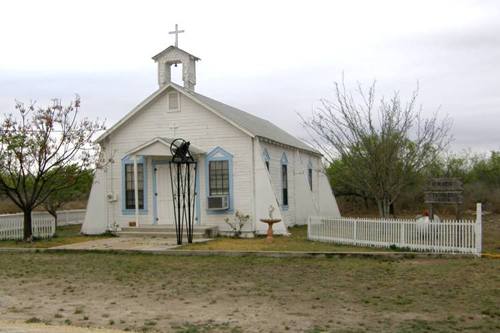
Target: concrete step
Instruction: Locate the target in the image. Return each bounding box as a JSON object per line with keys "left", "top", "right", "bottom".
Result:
{"left": 117, "top": 225, "right": 218, "bottom": 238}
{"left": 116, "top": 231, "right": 208, "bottom": 239}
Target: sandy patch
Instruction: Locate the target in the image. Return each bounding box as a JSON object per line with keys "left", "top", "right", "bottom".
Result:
{"left": 50, "top": 237, "right": 210, "bottom": 251}
{"left": 0, "top": 320, "right": 131, "bottom": 333}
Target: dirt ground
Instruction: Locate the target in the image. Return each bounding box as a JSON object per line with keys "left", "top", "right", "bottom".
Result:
{"left": 0, "top": 253, "right": 498, "bottom": 333}
{"left": 0, "top": 320, "right": 129, "bottom": 333}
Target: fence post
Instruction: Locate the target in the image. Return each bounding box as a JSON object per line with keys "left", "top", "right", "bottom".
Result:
{"left": 400, "top": 222, "right": 405, "bottom": 247}
{"left": 475, "top": 203, "right": 482, "bottom": 256}
{"left": 353, "top": 219, "right": 357, "bottom": 245}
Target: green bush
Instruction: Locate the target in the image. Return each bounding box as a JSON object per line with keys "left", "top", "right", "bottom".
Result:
{"left": 329, "top": 151, "right": 500, "bottom": 215}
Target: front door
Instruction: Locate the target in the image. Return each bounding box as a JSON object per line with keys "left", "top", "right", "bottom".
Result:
{"left": 155, "top": 163, "right": 174, "bottom": 224}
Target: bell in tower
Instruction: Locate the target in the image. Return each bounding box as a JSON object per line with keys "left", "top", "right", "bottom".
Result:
{"left": 152, "top": 25, "right": 200, "bottom": 91}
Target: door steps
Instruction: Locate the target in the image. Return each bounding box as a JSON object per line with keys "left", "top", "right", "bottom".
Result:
{"left": 115, "top": 225, "right": 218, "bottom": 239}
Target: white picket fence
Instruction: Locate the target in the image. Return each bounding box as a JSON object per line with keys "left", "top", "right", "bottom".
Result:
{"left": 0, "top": 209, "right": 85, "bottom": 240}
{"left": 308, "top": 203, "right": 482, "bottom": 255}
{"left": 0, "top": 215, "right": 56, "bottom": 240}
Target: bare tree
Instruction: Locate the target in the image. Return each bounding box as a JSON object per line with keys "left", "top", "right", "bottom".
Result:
{"left": 0, "top": 97, "right": 104, "bottom": 240}
{"left": 302, "top": 80, "right": 451, "bottom": 217}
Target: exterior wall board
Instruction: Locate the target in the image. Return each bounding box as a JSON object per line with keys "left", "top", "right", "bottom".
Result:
{"left": 85, "top": 86, "right": 340, "bottom": 235}
{"left": 101, "top": 88, "right": 254, "bottom": 231}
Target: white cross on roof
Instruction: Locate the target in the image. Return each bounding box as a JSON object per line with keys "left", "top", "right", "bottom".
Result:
{"left": 169, "top": 24, "right": 185, "bottom": 47}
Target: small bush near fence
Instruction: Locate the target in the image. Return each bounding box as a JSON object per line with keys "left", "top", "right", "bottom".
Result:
{"left": 308, "top": 204, "right": 482, "bottom": 255}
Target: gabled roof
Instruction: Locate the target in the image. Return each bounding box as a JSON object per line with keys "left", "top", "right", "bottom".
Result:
{"left": 185, "top": 87, "right": 319, "bottom": 154}
{"left": 152, "top": 45, "right": 200, "bottom": 61}
{"left": 96, "top": 83, "right": 320, "bottom": 155}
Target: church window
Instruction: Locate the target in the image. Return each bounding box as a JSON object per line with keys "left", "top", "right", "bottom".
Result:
{"left": 121, "top": 156, "right": 148, "bottom": 214}
{"left": 167, "top": 92, "right": 180, "bottom": 112}
{"left": 209, "top": 160, "right": 229, "bottom": 196}
{"left": 263, "top": 148, "right": 270, "bottom": 171}
{"left": 282, "top": 164, "right": 288, "bottom": 206}
{"left": 308, "top": 161, "right": 313, "bottom": 191}
{"left": 125, "top": 164, "right": 144, "bottom": 209}
{"left": 205, "top": 147, "right": 234, "bottom": 213}
{"left": 281, "top": 152, "right": 289, "bottom": 207}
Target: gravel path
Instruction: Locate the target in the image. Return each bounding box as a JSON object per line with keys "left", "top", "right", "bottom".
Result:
{"left": 49, "top": 237, "right": 210, "bottom": 251}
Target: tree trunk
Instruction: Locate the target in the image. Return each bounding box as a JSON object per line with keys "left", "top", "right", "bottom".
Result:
{"left": 23, "top": 208, "right": 33, "bottom": 241}
{"left": 377, "top": 200, "right": 384, "bottom": 217}
{"left": 381, "top": 198, "right": 391, "bottom": 218}
{"left": 48, "top": 209, "right": 58, "bottom": 229}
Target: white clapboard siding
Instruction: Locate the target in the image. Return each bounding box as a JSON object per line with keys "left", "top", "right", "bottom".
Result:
{"left": 0, "top": 215, "right": 56, "bottom": 240}
{"left": 308, "top": 203, "right": 482, "bottom": 256}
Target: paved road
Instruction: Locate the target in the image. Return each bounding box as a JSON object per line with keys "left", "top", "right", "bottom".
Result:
{"left": 0, "top": 321, "right": 130, "bottom": 333}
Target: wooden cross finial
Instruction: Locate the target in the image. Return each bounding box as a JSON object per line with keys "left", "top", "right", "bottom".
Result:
{"left": 169, "top": 24, "right": 185, "bottom": 47}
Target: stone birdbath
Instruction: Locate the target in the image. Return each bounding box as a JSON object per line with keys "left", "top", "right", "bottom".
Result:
{"left": 260, "top": 205, "right": 281, "bottom": 242}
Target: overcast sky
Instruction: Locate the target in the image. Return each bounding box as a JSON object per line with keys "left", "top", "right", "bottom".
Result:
{"left": 1, "top": 0, "right": 499, "bottom": 153}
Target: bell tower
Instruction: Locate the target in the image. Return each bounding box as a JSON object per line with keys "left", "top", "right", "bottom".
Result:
{"left": 152, "top": 24, "right": 200, "bottom": 91}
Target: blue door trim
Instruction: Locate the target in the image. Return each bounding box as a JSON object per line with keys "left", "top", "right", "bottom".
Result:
{"left": 152, "top": 160, "right": 169, "bottom": 225}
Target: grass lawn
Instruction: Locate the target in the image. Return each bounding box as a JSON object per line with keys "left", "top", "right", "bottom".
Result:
{"left": 0, "top": 252, "right": 498, "bottom": 332}
{"left": 0, "top": 224, "right": 112, "bottom": 249}
{"left": 180, "top": 214, "right": 500, "bottom": 254}
{"left": 178, "top": 225, "right": 381, "bottom": 252}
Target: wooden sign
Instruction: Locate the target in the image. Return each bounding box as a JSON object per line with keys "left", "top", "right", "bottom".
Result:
{"left": 424, "top": 178, "right": 463, "bottom": 205}
{"left": 424, "top": 192, "right": 464, "bottom": 204}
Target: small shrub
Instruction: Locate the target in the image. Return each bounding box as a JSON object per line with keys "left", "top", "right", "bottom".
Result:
{"left": 26, "top": 317, "right": 42, "bottom": 324}
{"left": 224, "top": 211, "right": 250, "bottom": 237}
{"left": 389, "top": 244, "right": 411, "bottom": 252}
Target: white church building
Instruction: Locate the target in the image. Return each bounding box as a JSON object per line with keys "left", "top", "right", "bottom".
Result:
{"left": 82, "top": 39, "right": 340, "bottom": 236}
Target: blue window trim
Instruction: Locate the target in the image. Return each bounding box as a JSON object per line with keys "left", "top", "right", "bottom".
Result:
{"left": 121, "top": 155, "right": 148, "bottom": 215}
{"left": 281, "top": 152, "right": 288, "bottom": 165}
{"left": 262, "top": 148, "right": 270, "bottom": 162}
{"left": 205, "top": 147, "right": 234, "bottom": 215}
{"left": 281, "top": 152, "right": 289, "bottom": 210}
{"left": 262, "top": 148, "right": 271, "bottom": 171}
{"left": 152, "top": 160, "right": 201, "bottom": 225}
